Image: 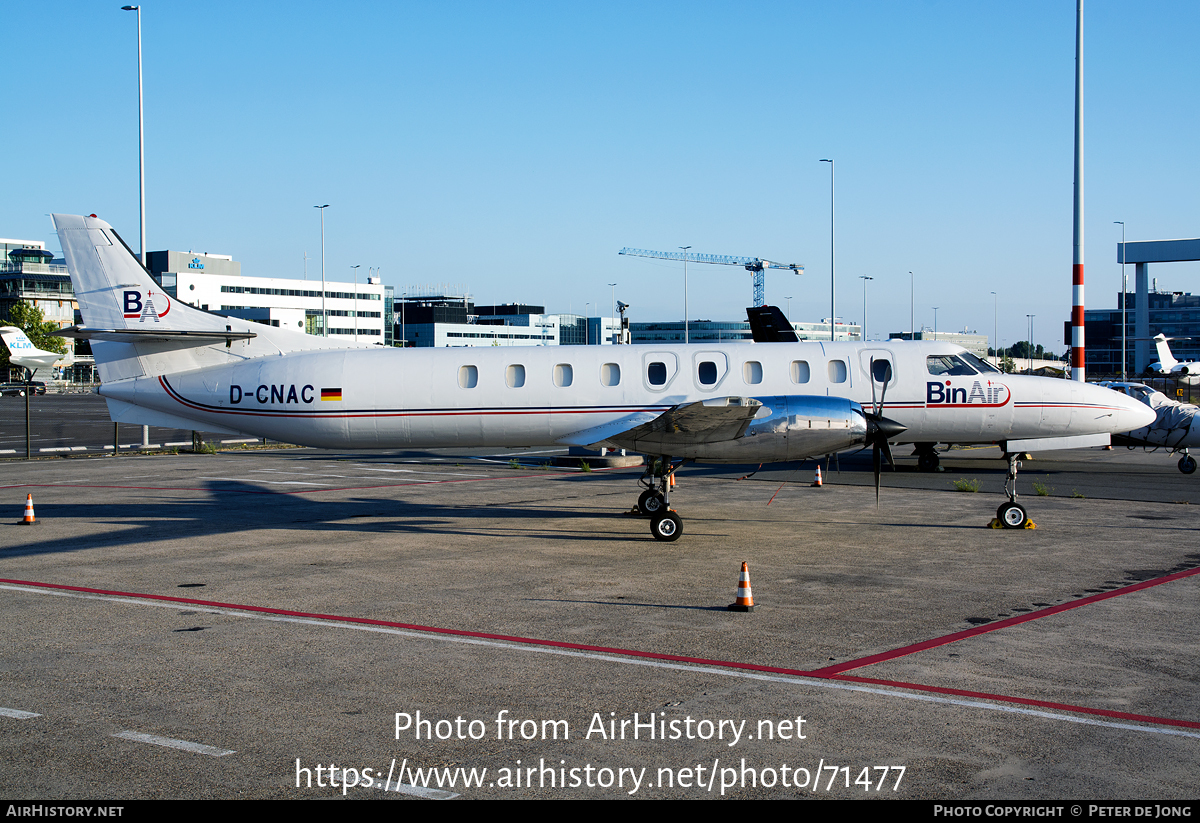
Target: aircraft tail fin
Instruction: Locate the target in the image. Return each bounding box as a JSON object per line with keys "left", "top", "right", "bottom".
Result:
{"left": 1154, "top": 334, "right": 1179, "bottom": 371}
{"left": 0, "top": 327, "right": 56, "bottom": 359}
{"left": 746, "top": 305, "right": 799, "bottom": 343}
{"left": 52, "top": 213, "right": 330, "bottom": 383}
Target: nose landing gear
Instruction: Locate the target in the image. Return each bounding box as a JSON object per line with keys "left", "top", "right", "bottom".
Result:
{"left": 996, "top": 452, "right": 1030, "bottom": 529}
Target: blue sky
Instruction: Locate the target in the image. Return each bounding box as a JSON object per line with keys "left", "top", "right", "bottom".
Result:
{"left": 5, "top": 1, "right": 1198, "bottom": 351}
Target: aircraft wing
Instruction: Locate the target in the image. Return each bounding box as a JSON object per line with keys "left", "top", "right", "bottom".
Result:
{"left": 558, "top": 397, "right": 763, "bottom": 451}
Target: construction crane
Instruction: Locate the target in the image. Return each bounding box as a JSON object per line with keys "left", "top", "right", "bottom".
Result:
{"left": 617, "top": 248, "right": 803, "bottom": 308}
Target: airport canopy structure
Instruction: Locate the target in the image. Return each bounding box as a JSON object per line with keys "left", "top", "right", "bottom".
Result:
{"left": 1118, "top": 238, "right": 1200, "bottom": 372}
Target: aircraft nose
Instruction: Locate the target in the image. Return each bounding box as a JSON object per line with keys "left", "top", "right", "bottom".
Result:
{"left": 1107, "top": 388, "right": 1157, "bottom": 432}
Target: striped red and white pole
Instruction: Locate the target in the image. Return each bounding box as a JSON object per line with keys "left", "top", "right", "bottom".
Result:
{"left": 728, "top": 562, "right": 755, "bottom": 612}
{"left": 1070, "top": 0, "right": 1086, "bottom": 382}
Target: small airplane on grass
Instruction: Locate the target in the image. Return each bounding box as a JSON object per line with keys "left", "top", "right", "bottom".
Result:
{"left": 51, "top": 214, "right": 1154, "bottom": 538}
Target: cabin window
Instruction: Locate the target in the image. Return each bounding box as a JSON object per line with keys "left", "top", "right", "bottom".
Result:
{"left": 458, "top": 365, "right": 478, "bottom": 388}
{"left": 827, "top": 360, "right": 848, "bottom": 383}
{"left": 554, "top": 363, "right": 573, "bottom": 387}
{"left": 647, "top": 361, "right": 667, "bottom": 386}
{"left": 698, "top": 361, "right": 718, "bottom": 385}
{"left": 743, "top": 361, "right": 763, "bottom": 384}
{"left": 791, "top": 360, "right": 810, "bottom": 384}
{"left": 506, "top": 364, "right": 526, "bottom": 388}
{"left": 601, "top": 363, "right": 620, "bottom": 386}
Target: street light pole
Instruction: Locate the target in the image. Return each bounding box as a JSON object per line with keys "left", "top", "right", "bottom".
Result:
{"left": 1115, "top": 221, "right": 1126, "bottom": 379}
{"left": 909, "top": 271, "right": 914, "bottom": 338}
{"left": 820, "top": 159, "right": 835, "bottom": 342}
{"left": 314, "top": 205, "right": 329, "bottom": 337}
{"left": 991, "top": 291, "right": 998, "bottom": 367}
{"left": 608, "top": 282, "right": 617, "bottom": 345}
{"left": 351, "top": 264, "right": 360, "bottom": 341}
{"left": 932, "top": 307, "right": 939, "bottom": 341}
{"left": 859, "top": 275, "right": 873, "bottom": 341}
{"left": 121, "top": 6, "right": 145, "bottom": 266}
{"left": 1027, "top": 314, "right": 1036, "bottom": 372}
{"left": 679, "top": 246, "right": 691, "bottom": 344}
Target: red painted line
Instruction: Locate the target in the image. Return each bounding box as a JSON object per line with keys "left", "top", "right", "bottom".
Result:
{"left": 809, "top": 565, "right": 1200, "bottom": 677}
{"left": 1, "top": 577, "right": 1196, "bottom": 732}
{"left": 827, "top": 674, "right": 1199, "bottom": 729}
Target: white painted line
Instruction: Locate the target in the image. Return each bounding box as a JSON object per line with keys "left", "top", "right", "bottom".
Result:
{"left": 220, "top": 439, "right": 259, "bottom": 444}
{"left": 165, "top": 442, "right": 192, "bottom": 447}
{"left": 198, "top": 477, "right": 332, "bottom": 486}
{"left": 0, "top": 450, "right": 15, "bottom": 454}
{"left": 3, "top": 582, "right": 1194, "bottom": 742}
{"left": 113, "top": 730, "right": 235, "bottom": 756}
{"left": 381, "top": 775, "right": 458, "bottom": 800}
{"left": 359, "top": 468, "right": 481, "bottom": 477}
{"left": 38, "top": 447, "right": 75, "bottom": 453}
{"left": 71, "top": 446, "right": 87, "bottom": 451}
{"left": 0, "top": 707, "right": 41, "bottom": 720}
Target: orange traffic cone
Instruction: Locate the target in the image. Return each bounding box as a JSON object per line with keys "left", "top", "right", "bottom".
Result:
{"left": 728, "top": 562, "right": 755, "bottom": 612}
{"left": 811, "top": 466, "right": 823, "bottom": 487}
{"left": 20, "top": 494, "right": 37, "bottom": 526}
{"left": 669, "top": 472, "right": 676, "bottom": 488}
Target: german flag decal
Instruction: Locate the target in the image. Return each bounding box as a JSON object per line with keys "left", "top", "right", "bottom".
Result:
{"left": 320, "top": 388, "right": 342, "bottom": 401}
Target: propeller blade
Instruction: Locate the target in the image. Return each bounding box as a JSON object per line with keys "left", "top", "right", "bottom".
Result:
{"left": 873, "top": 440, "right": 882, "bottom": 504}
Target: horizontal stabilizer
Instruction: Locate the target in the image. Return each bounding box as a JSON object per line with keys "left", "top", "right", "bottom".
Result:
{"left": 52, "top": 325, "right": 257, "bottom": 343}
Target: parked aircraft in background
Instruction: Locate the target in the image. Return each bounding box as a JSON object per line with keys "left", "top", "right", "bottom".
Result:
{"left": 52, "top": 214, "right": 1154, "bottom": 537}
{"left": 1099, "top": 381, "right": 1200, "bottom": 473}
{"left": 0, "top": 326, "right": 65, "bottom": 375}
{"left": 1149, "top": 335, "right": 1200, "bottom": 385}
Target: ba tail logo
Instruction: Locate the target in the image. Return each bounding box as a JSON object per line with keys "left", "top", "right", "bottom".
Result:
{"left": 123, "top": 289, "right": 172, "bottom": 323}
{"left": 927, "top": 379, "right": 1010, "bottom": 407}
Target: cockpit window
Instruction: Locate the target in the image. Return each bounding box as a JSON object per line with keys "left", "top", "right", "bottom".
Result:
{"left": 926, "top": 354, "right": 978, "bottom": 376}
{"left": 958, "top": 351, "right": 1000, "bottom": 374}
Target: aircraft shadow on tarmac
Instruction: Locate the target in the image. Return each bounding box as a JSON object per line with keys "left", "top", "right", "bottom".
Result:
{"left": 0, "top": 478, "right": 645, "bottom": 559}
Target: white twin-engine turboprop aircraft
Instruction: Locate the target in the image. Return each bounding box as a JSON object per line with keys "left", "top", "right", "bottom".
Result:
{"left": 52, "top": 213, "right": 1154, "bottom": 539}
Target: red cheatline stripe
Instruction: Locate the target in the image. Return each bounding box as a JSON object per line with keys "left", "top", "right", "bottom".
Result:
{"left": 809, "top": 564, "right": 1200, "bottom": 676}
{"left": 1, "top": 576, "right": 1197, "bottom": 731}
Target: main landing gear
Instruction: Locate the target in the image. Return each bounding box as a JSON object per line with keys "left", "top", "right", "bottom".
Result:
{"left": 637, "top": 457, "right": 684, "bottom": 542}
{"left": 913, "top": 443, "right": 941, "bottom": 472}
{"left": 996, "top": 452, "right": 1029, "bottom": 528}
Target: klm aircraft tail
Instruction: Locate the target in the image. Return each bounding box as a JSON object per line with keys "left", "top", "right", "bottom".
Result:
{"left": 0, "top": 326, "right": 63, "bottom": 372}
{"left": 52, "top": 213, "right": 328, "bottom": 384}
{"left": 1153, "top": 334, "right": 1179, "bottom": 371}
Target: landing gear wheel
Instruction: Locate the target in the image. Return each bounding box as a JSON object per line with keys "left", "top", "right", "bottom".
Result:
{"left": 650, "top": 511, "right": 682, "bottom": 542}
{"left": 917, "top": 451, "right": 940, "bottom": 472}
{"left": 1179, "top": 455, "right": 1197, "bottom": 474}
{"left": 638, "top": 489, "right": 667, "bottom": 516}
{"left": 997, "top": 501, "right": 1028, "bottom": 529}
